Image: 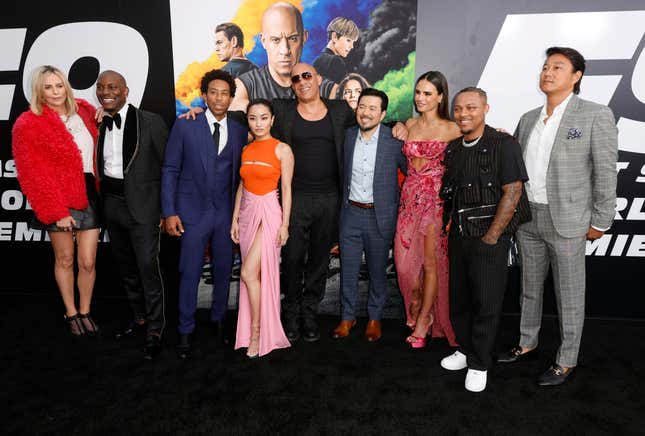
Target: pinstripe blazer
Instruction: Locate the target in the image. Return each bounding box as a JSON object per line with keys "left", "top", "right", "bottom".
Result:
{"left": 341, "top": 125, "right": 406, "bottom": 241}
{"left": 514, "top": 95, "right": 618, "bottom": 238}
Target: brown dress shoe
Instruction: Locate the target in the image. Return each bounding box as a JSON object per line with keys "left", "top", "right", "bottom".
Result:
{"left": 332, "top": 320, "right": 356, "bottom": 339}
{"left": 365, "top": 320, "right": 382, "bottom": 342}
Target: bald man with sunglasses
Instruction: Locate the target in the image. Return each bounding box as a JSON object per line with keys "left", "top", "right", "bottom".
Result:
{"left": 271, "top": 63, "right": 407, "bottom": 343}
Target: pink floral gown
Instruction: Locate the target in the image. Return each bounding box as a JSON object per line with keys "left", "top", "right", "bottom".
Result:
{"left": 394, "top": 140, "right": 457, "bottom": 346}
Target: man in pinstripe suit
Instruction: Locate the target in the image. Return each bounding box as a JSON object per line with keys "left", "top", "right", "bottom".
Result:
{"left": 332, "top": 88, "right": 406, "bottom": 342}
{"left": 498, "top": 47, "right": 618, "bottom": 386}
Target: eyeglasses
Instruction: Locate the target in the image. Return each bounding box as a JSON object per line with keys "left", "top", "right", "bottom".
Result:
{"left": 291, "top": 71, "right": 313, "bottom": 84}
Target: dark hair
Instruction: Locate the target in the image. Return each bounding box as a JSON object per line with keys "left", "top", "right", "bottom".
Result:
{"left": 335, "top": 73, "right": 370, "bottom": 99}
{"left": 246, "top": 98, "right": 274, "bottom": 115}
{"left": 546, "top": 46, "right": 585, "bottom": 94}
{"left": 357, "top": 88, "right": 388, "bottom": 112}
{"left": 454, "top": 86, "right": 487, "bottom": 102}
{"left": 200, "top": 69, "right": 236, "bottom": 96}
{"left": 415, "top": 71, "right": 450, "bottom": 120}
{"left": 216, "top": 22, "right": 245, "bottom": 48}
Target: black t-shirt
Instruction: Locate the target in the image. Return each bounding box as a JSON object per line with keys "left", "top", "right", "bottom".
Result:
{"left": 291, "top": 111, "right": 338, "bottom": 193}
{"left": 238, "top": 65, "right": 336, "bottom": 101}
{"left": 313, "top": 48, "right": 347, "bottom": 83}
{"left": 221, "top": 58, "right": 258, "bottom": 78}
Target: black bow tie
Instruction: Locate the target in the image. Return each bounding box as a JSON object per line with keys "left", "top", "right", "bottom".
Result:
{"left": 103, "top": 113, "right": 122, "bottom": 131}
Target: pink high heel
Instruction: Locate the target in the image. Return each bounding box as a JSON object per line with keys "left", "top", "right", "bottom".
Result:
{"left": 406, "top": 320, "right": 416, "bottom": 330}
{"left": 405, "top": 335, "right": 427, "bottom": 348}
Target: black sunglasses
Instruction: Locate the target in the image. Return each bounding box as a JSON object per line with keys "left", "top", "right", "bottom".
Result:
{"left": 291, "top": 71, "right": 313, "bottom": 84}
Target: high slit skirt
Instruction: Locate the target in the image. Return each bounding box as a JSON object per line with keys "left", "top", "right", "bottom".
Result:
{"left": 235, "top": 189, "right": 290, "bottom": 356}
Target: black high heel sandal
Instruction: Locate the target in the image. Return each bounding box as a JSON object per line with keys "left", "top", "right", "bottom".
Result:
{"left": 64, "top": 314, "right": 86, "bottom": 337}
{"left": 78, "top": 313, "right": 101, "bottom": 336}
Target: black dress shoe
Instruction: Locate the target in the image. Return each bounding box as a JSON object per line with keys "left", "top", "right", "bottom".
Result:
{"left": 114, "top": 321, "right": 146, "bottom": 340}
{"left": 497, "top": 346, "right": 537, "bottom": 363}
{"left": 177, "top": 334, "right": 192, "bottom": 359}
{"left": 143, "top": 334, "right": 162, "bottom": 360}
{"left": 537, "top": 364, "right": 575, "bottom": 386}
{"left": 302, "top": 319, "right": 320, "bottom": 343}
{"left": 284, "top": 318, "right": 300, "bottom": 342}
{"left": 211, "top": 320, "right": 230, "bottom": 346}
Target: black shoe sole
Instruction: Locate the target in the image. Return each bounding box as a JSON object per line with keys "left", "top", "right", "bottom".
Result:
{"left": 537, "top": 375, "right": 573, "bottom": 386}
{"left": 497, "top": 350, "right": 537, "bottom": 364}
{"left": 302, "top": 334, "right": 320, "bottom": 343}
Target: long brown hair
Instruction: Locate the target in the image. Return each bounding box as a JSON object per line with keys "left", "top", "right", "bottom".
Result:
{"left": 415, "top": 71, "right": 449, "bottom": 120}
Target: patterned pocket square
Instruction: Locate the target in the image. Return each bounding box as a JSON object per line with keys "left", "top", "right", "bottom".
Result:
{"left": 567, "top": 127, "right": 582, "bottom": 139}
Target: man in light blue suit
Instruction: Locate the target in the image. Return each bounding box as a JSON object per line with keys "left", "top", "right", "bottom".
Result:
{"left": 332, "top": 88, "right": 406, "bottom": 342}
{"left": 498, "top": 47, "right": 618, "bottom": 385}
{"left": 161, "top": 69, "right": 248, "bottom": 358}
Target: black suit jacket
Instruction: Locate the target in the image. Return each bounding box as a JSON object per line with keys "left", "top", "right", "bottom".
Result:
{"left": 97, "top": 104, "right": 168, "bottom": 224}
{"left": 270, "top": 98, "right": 355, "bottom": 187}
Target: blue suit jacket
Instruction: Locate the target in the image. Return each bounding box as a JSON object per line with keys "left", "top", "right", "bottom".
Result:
{"left": 341, "top": 124, "right": 406, "bottom": 240}
{"left": 161, "top": 112, "right": 248, "bottom": 224}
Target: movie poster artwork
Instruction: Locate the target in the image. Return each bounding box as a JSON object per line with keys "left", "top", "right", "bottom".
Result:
{"left": 170, "top": 0, "right": 417, "bottom": 314}
{"left": 171, "top": 0, "right": 417, "bottom": 123}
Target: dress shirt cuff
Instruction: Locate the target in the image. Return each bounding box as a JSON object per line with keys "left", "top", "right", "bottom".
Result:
{"left": 591, "top": 225, "right": 610, "bottom": 232}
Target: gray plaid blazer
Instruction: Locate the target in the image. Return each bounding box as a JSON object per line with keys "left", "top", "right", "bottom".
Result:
{"left": 514, "top": 95, "right": 618, "bottom": 238}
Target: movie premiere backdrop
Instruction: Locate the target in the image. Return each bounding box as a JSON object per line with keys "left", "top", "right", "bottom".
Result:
{"left": 0, "top": 0, "right": 642, "bottom": 318}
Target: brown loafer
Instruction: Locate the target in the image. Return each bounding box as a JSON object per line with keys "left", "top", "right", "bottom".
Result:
{"left": 332, "top": 320, "right": 356, "bottom": 339}
{"left": 365, "top": 320, "right": 382, "bottom": 342}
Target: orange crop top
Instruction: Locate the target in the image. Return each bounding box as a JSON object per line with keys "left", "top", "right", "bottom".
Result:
{"left": 240, "top": 138, "right": 281, "bottom": 195}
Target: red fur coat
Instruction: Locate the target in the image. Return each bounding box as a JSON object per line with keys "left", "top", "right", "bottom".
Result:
{"left": 12, "top": 99, "right": 98, "bottom": 224}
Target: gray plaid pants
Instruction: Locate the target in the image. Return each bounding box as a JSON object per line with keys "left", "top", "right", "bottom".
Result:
{"left": 517, "top": 202, "right": 587, "bottom": 367}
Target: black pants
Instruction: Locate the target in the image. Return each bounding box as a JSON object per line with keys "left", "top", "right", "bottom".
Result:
{"left": 282, "top": 191, "right": 338, "bottom": 323}
{"left": 449, "top": 230, "right": 510, "bottom": 370}
{"left": 104, "top": 194, "right": 165, "bottom": 336}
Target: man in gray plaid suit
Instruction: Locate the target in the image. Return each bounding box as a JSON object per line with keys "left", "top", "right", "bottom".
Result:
{"left": 498, "top": 47, "right": 618, "bottom": 386}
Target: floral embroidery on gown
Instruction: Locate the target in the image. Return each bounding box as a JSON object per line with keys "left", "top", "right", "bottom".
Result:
{"left": 394, "top": 140, "right": 457, "bottom": 346}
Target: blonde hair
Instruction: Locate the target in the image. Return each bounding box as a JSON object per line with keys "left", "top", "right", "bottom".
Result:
{"left": 327, "top": 17, "right": 360, "bottom": 41}
{"left": 29, "top": 65, "right": 77, "bottom": 116}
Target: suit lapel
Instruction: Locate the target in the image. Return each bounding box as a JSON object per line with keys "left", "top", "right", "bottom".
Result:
{"left": 122, "top": 104, "right": 138, "bottom": 172}
{"left": 547, "top": 94, "right": 579, "bottom": 176}
{"left": 553, "top": 94, "right": 579, "bottom": 150}
{"left": 198, "top": 113, "right": 212, "bottom": 174}
{"left": 521, "top": 109, "right": 541, "bottom": 157}
{"left": 373, "top": 125, "right": 386, "bottom": 193}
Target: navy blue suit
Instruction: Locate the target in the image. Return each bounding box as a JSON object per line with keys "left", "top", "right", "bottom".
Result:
{"left": 161, "top": 113, "right": 247, "bottom": 334}
{"left": 340, "top": 125, "right": 406, "bottom": 320}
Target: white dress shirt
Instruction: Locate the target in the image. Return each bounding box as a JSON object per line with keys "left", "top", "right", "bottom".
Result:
{"left": 524, "top": 93, "right": 573, "bottom": 204}
{"left": 349, "top": 125, "right": 380, "bottom": 203}
{"left": 205, "top": 109, "right": 228, "bottom": 154}
{"left": 62, "top": 113, "right": 95, "bottom": 174}
{"left": 103, "top": 103, "right": 130, "bottom": 179}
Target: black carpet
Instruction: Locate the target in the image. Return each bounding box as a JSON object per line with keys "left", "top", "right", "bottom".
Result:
{"left": 2, "top": 293, "right": 644, "bottom": 435}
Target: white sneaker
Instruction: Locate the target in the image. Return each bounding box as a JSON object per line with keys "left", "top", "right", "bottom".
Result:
{"left": 465, "top": 369, "right": 487, "bottom": 392}
{"left": 440, "top": 351, "right": 467, "bottom": 370}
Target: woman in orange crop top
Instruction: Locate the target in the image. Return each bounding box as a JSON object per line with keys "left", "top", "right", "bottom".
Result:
{"left": 231, "top": 99, "right": 294, "bottom": 358}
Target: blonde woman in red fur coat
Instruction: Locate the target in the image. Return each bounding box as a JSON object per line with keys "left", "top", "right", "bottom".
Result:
{"left": 12, "top": 65, "right": 101, "bottom": 337}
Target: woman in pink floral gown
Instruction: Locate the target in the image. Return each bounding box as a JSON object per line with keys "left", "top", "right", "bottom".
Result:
{"left": 394, "top": 71, "right": 460, "bottom": 348}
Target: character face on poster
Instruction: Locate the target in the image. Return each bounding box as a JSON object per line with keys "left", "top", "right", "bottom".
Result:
{"left": 170, "top": 0, "right": 418, "bottom": 314}
{"left": 172, "top": 0, "right": 418, "bottom": 121}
